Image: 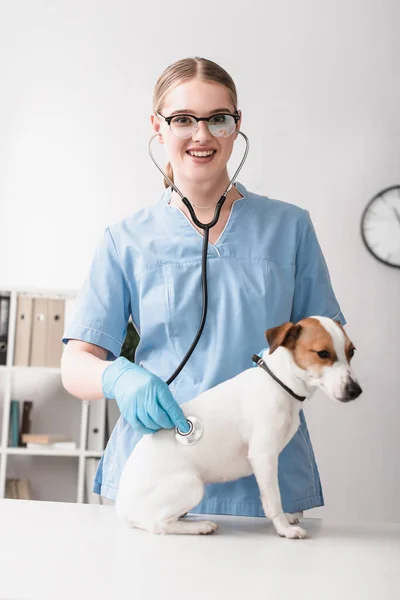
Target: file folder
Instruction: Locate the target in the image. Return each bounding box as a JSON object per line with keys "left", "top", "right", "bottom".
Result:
{"left": 85, "top": 458, "right": 101, "bottom": 504}
{"left": 29, "top": 298, "right": 48, "bottom": 366}
{"left": 0, "top": 293, "right": 10, "bottom": 366}
{"left": 61, "top": 297, "right": 77, "bottom": 357}
{"left": 13, "top": 295, "right": 33, "bottom": 366}
{"left": 87, "top": 398, "right": 106, "bottom": 452}
{"left": 45, "top": 298, "right": 65, "bottom": 367}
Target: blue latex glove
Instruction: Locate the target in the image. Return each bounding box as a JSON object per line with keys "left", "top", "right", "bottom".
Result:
{"left": 102, "top": 357, "right": 190, "bottom": 435}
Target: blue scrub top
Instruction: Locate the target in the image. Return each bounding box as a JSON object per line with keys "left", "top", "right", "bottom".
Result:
{"left": 62, "top": 181, "right": 346, "bottom": 516}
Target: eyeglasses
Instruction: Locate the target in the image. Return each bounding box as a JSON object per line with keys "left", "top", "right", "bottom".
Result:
{"left": 156, "top": 112, "right": 240, "bottom": 139}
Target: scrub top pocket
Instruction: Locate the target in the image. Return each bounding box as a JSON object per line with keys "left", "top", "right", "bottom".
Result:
{"left": 265, "top": 260, "right": 296, "bottom": 326}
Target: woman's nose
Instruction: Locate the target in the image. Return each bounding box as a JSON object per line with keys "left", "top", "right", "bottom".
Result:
{"left": 192, "top": 121, "right": 213, "bottom": 142}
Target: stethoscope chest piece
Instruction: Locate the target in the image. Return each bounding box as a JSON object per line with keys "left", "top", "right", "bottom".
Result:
{"left": 175, "top": 416, "right": 203, "bottom": 446}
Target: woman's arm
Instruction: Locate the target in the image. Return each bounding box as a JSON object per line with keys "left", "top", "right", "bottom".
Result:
{"left": 62, "top": 340, "right": 191, "bottom": 434}
{"left": 61, "top": 339, "right": 112, "bottom": 401}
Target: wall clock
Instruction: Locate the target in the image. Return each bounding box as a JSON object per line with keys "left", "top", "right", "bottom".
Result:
{"left": 361, "top": 185, "right": 400, "bottom": 268}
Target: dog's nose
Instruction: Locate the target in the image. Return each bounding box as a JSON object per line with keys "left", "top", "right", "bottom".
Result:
{"left": 343, "top": 380, "right": 362, "bottom": 401}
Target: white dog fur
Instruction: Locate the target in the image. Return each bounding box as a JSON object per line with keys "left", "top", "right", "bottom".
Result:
{"left": 115, "top": 316, "right": 362, "bottom": 538}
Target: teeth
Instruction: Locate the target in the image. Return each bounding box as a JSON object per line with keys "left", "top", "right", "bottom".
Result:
{"left": 188, "top": 150, "right": 215, "bottom": 157}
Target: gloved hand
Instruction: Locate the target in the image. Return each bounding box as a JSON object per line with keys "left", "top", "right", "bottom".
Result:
{"left": 102, "top": 357, "right": 190, "bottom": 435}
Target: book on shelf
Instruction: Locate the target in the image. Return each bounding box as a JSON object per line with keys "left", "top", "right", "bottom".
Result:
{"left": 9, "top": 400, "right": 20, "bottom": 447}
{"left": 26, "top": 441, "right": 77, "bottom": 450}
{"left": 9, "top": 400, "right": 77, "bottom": 451}
{"left": 5, "top": 478, "right": 32, "bottom": 500}
{"left": 21, "top": 433, "right": 73, "bottom": 445}
{"left": 19, "top": 400, "right": 33, "bottom": 446}
{"left": 9, "top": 400, "right": 33, "bottom": 447}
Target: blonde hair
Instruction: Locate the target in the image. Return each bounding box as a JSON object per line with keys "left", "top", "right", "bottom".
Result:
{"left": 152, "top": 57, "right": 238, "bottom": 188}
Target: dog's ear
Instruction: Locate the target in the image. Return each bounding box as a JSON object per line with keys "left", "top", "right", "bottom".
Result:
{"left": 265, "top": 322, "right": 302, "bottom": 354}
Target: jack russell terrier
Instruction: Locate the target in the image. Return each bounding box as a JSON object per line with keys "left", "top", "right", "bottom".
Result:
{"left": 115, "top": 316, "right": 362, "bottom": 538}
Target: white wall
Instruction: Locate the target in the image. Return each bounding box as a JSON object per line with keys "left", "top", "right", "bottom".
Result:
{"left": 1, "top": 0, "right": 399, "bottom": 522}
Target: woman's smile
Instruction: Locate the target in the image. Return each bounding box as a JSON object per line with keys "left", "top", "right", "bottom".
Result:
{"left": 185, "top": 149, "right": 217, "bottom": 164}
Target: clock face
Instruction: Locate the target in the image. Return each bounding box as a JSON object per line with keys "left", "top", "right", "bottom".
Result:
{"left": 361, "top": 185, "right": 400, "bottom": 268}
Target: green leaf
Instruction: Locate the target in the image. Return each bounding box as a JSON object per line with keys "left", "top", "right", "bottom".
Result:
{"left": 120, "top": 321, "right": 140, "bottom": 363}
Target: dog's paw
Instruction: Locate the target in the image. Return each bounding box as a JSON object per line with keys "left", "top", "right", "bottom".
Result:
{"left": 285, "top": 511, "right": 303, "bottom": 524}
{"left": 198, "top": 520, "right": 219, "bottom": 534}
{"left": 153, "top": 519, "right": 218, "bottom": 535}
{"left": 278, "top": 525, "right": 308, "bottom": 539}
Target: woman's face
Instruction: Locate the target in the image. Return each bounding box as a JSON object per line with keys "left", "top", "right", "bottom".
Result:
{"left": 151, "top": 78, "right": 242, "bottom": 185}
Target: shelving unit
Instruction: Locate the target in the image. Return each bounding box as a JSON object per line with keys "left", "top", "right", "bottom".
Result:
{"left": 0, "top": 287, "right": 106, "bottom": 503}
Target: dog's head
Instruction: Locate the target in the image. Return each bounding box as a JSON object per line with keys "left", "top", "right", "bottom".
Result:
{"left": 265, "top": 317, "right": 362, "bottom": 402}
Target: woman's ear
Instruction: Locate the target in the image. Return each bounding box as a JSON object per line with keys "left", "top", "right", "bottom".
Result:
{"left": 150, "top": 113, "right": 164, "bottom": 144}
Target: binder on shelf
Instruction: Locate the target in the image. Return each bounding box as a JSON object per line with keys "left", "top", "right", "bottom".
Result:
{"left": 61, "top": 297, "right": 76, "bottom": 360}
{"left": 5, "top": 479, "right": 18, "bottom": 499}
{"left": 45, "top": 298, "right": 65, "bottom": 368}
{"left": 9, "top": 400, "right": 20, "bottom": 447}
{"left": 87, "top": 398, "right": 106, "bottom": 452}
{"left": 85, "top": 458, "right": 101, "bottom": 504}
{"left": 29, "top": 297, "right": 48, "bottom": 366}
{"left": 17, "top": 479, "right": 32, "bottom": 500}
{"left": 5, "top": 478, "right": 32, "bottom": 499}
{"left": 0, "top": 292, "right": 11, "bottom": 366}
{"left": 13, "top": 295, "right": 33, "bottom": 366}
{"left": 19, "top": 400, "right": 34, "bottom": 446}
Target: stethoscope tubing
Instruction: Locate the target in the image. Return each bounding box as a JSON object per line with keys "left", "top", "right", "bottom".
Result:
{"left": 148, "top": 130, "right": 250, "bottom": 229}
{"left": 148, "top": 130, "right": 250, "bottom": 385}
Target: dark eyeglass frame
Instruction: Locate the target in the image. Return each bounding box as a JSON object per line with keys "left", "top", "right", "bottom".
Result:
{"left": 156, "top": 111, "right": 241, "bottom": 127}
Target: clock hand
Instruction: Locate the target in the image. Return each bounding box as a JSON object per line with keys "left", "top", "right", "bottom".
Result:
{"left": 393, "top": 206, "right": 400, "bottom": 225}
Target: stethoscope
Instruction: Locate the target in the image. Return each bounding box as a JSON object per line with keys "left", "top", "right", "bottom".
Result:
{"left": 148, "top": 128, "right": 250, "bottom": 445}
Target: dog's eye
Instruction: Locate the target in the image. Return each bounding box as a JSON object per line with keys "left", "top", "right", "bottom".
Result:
{"left": 317, "top": 350, "right": 330, "bottom": 359}
{"left": 349, "top": 347, "right": 355, "bottom": 358}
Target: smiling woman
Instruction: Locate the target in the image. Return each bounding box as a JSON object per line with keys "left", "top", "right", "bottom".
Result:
{"left": 153, "top": 84, "right": 240, "bottom": 190}
{"left": 150, "top": 59, "right": 242, "bottom": 208}
{"left": 61, "top": 56, "right": 347, "bottom": 524}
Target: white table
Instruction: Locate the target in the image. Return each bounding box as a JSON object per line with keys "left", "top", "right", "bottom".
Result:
{"left": 0, "top": 499, "right": 399, "bottom": 600}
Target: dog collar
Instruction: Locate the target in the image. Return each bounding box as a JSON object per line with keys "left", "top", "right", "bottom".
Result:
{"left": 252, "top": 354, "right": 306, "bottom": 402}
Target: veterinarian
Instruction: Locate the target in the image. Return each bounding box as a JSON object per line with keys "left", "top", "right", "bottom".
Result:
{"left": 61, "top": 57, "right": 346, "bottom": 517}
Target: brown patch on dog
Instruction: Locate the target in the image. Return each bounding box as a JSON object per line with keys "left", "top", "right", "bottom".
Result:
{"left": 265, "top": 322, "right": 301, "bottom": 354}
{"left": 265, "top": 318, "right": 339, "bottom": 374}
